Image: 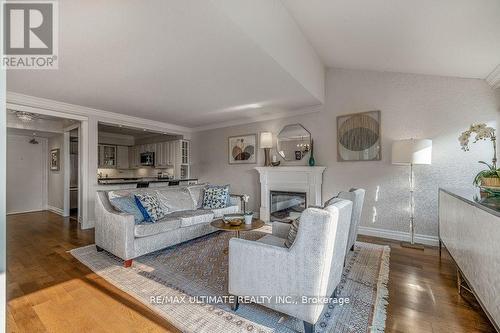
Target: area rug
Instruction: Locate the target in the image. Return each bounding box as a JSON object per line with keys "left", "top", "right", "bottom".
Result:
{"left": 71, "top": 231, "right": 390, "bottom": 333}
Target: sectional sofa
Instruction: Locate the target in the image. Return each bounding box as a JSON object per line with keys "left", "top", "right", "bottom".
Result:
{"left": 95, "top": 184, "right": 241, "bottom": 267}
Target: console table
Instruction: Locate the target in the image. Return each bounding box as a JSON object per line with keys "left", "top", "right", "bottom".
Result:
{"left": 439, "top": 188, "right": 500, "bottom": 332}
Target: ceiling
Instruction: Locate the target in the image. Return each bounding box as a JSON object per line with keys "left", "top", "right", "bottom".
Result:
{"left": 6, "top": 1, "right": 500, "bottom": 130}
{"left": 282, "top": 0, "right": 500, "bottom": 79}
{"left": 7, "top": 0, "right": 320, "bottom": 128}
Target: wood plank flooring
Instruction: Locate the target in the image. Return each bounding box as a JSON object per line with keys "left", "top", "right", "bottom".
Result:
{"left": 6, "top": 211, "right": 496, "bottom": 333}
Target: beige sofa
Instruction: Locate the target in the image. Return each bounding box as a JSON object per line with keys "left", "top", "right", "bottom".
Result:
{"left": 95, "top": 184, "right": 241, "bottom": 267}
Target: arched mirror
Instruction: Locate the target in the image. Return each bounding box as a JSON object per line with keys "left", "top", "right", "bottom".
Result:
{"left": 277, "top": 124, "right": 311, "bottom": 161}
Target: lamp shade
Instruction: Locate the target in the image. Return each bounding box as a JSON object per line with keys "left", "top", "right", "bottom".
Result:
{"left": 260, "top": 132, "right": 273, "bottom": 149}
{"left": 391, "top": 139, "right": 432, "bottom": 165}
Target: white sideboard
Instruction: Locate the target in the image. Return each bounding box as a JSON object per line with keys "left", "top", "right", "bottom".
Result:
{"left": 439, "top": 189, "right": 500, "bottom": 332}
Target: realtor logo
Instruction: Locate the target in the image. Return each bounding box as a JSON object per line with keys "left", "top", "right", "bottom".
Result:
{"left": 2, "top": 1, "right": 58, "bottom": 69}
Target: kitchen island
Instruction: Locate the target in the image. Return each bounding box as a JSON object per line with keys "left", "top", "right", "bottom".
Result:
{"left": 439, "top": 188, "right": 500, "bottom": 332}
{"left": 97, "top": 177, "right": 198, "bottom": 188}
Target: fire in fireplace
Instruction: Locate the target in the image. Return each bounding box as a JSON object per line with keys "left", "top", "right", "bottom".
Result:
{"left": 270, "top": 191, "right": 307, "bottom": 223}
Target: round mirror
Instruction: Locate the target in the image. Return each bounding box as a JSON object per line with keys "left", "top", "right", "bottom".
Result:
{"left": 277, "top": 124, "right": 311, "bottom": 161}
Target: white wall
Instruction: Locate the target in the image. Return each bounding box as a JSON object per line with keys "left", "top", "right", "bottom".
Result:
{"left": 192, "top": 68, "right": 500, "bottom": 239}
{"left": 6, "top": 135, "right": 48, "bottom": 214}
{"left": 47, "top": 134, "right": 65, "bottom": 213}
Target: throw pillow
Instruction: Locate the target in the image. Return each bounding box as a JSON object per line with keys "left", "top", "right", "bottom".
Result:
{"left": 202, "top": 185, "right": 229, "bottom": 209}
{"left": 134, "top": 196, "right": 152, "bottom": 222}
{"left": 109, "top": 196, "right": 145, "bottom": 224}
{"left": 135, "top": 193, "right": 166, "bottom": 222}
{"left": 156, "top": 187, "right": 196, "bottom": 213}
{"left": 187, "top": 184, "right": 208, "bottom": 209}
{"left": 284, "top": 217, "right": 300, "bottom": 248}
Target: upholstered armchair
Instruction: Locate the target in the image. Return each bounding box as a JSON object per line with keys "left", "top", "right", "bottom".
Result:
{"left": 325, "top": 188, "right": 365, "bottom": 253}
{"left": 228, "top": 200, "right": 353, "bottom": 333}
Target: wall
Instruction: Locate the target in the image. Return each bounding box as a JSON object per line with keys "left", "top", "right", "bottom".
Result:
{"left": 47, "top": 134, "right": 65, "bottom": 214}
{"left": 6, "top": 134, "right": 47, "bottom": 214}
{"left": 192, "top": 68, "right": 500, "bottom": 240}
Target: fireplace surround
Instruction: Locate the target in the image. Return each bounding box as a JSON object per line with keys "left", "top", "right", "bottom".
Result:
{"left": 255, "top": 166, "right": 326, "bottom": 222}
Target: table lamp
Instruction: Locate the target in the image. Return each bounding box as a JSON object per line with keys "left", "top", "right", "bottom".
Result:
{"left": 260, "top": 132, "right": 273, "bottom": 166}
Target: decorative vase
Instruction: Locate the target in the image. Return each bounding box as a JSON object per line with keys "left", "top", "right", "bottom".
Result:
{"left": 244, "top": 213, "right": 253, "bottom": 225}
{"left": 308, "top": 139, "right": 315, "bottom": 166}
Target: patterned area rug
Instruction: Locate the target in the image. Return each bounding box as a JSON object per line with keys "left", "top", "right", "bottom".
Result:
{"left": 71, "top": 231, "right": 390, "bottom": 333}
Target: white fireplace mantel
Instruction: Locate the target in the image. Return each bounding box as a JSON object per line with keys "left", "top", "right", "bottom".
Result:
{"left": 255, "top": 166, "right": 326, "bottom": 222}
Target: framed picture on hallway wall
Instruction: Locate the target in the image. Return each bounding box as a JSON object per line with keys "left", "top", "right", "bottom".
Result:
{"left": 337, "top": 110, "right": 381, "bottom": 161}
{"left": 50, "top": 148, "right": 60, "bottom": 171}
{"left": 228, "top": 134, "right": 257, "bottom": 164}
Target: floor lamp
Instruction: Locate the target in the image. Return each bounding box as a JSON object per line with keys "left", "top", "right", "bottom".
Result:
{"left": 391, "top": 139, "right": 432, "bottom": 250}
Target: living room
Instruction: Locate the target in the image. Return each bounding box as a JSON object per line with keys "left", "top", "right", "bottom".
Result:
{"left": 1, "top": 1, "right": 500, "bottom": 333}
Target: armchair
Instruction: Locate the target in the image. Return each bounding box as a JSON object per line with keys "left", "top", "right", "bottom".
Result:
{"left": 228, "top": 200, "right": 353, "bottom": 333}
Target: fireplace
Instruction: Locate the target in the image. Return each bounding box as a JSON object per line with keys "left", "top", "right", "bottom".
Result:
{"left": 270, "top": 191, "right": 307, "bottom": 223}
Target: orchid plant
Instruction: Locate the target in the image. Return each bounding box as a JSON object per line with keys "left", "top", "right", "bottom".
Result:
{"left": 459, "top": 123, "right": 498, "bottom": 186}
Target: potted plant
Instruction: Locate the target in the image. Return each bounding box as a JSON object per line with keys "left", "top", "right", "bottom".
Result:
{"left": 459, "top": 123, "right": 500, "bottom": 187}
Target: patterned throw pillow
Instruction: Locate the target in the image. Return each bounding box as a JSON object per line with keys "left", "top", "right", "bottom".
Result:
{"left": 202, "top": 186, "right": 229, "bottom": 209}
{"left": 284, "top": 217, "right": 300, "bottom": 248}
{"left": 134, "top": 193, "right": 166, "bottom": 222}
{"left": 109, "top": 196, "right": 145, "bottom": 224}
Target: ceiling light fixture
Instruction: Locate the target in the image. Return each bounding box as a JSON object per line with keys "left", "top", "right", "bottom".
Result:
{"left": 15, "top": 111, "right": 38, "bottom": 122}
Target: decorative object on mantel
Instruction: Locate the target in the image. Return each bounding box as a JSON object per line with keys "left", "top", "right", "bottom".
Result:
{"left": 276, "top": 124, "right": 311, "bottom": 161}
{"left": 50, "top": 148, "right": 60, "bottom": 171}
{"left": 308, "top": 139, "right": 316, "bottom": 166}
{"left": 458, "top": 123, "right": 500, "bottom": 192}
{"left": 259, "top": 132, "right": 273, "bottom": 166}
{"left": 228, "top": 134, "right": 256, "bottom": 164}
{"left": 337, "top": 110, "right": 381, "bottom": 161}
{"left": 392, "top": 138, "right": 432, "bottom": 250}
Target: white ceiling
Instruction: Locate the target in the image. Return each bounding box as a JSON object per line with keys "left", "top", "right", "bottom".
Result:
{"left": 282, "top": 0, "right": 500, "bottom": 79}
{"left": 7, "top": 0, "right": 321, "bottom": 128}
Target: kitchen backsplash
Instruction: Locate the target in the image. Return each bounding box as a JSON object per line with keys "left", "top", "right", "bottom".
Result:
{"left": 98, "top": 167, "right": 174, "bottom": 179}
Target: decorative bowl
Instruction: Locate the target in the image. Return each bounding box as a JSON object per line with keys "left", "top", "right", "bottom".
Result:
{"left": 229, "top": 220, "right": 243, "bottom": 226}
{"left": 223, "top": 213, "right": 244, "bottom": 224}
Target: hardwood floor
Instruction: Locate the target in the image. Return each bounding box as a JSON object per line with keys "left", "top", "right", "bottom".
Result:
{"left": 6, "top": 211, "right": 496, "bottom": 333}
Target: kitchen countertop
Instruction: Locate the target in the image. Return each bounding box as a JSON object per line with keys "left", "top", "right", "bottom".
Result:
{"left": 439, "top": 187, "right": 500, "bottom": 217}
{"left": 98, "top": 177, "right": 198, "bottom": 185}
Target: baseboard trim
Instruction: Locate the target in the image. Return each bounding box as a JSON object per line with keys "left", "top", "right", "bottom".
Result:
{"left": 47, "top": 205, "right": 65, "bottom": 216}
{"left": 358, "top": 226, "right": 439, "bottom": 246}
{"left": 7, "top": 209, "right": 45, "bottom": 215}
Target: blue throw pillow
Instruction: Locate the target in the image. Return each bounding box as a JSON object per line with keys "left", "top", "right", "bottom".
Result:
{"left": 134, "top": 195, "right": 153, "bottom": 222}
{"left": 203, "top": 185, "right": 230, "bottom": 209}
{"left": 109, "top": 196, "right": 145, "bottom": 224}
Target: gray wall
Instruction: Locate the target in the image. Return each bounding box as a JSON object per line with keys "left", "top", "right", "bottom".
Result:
{"left": 48, "top": 134, "right": 65, "bottom": 211}
{"left": 192, "top": 68, "right": 500, "bottom": 237}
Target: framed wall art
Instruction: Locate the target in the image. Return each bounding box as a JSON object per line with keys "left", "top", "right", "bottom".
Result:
{"left": 337, "top": 110, "right": 381, "bottom": 161}
{"left": 50, "top": 148, "right": 60, "bottom": 171}
{"left": 228, "top": 134, "right": 257, "bottom": 164}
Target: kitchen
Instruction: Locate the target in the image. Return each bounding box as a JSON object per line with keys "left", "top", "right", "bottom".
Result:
{"left": 96, "top": 123, "right": 197, "bottom": 189}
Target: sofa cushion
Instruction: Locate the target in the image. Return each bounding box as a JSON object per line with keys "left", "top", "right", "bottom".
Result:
{"left": 257, "top": 234, "right": 287, "bottom": 248}
{"left": 164, "top": 210, "right": 214, "bottom": 228}
{"left": 134, "top": 217, "right": 181, "bottom": 238}
{"left": 202, "top": 185, "right": 230, "bottom": 209}
{"left": 135, "top": 193, "right": 166, "bottom": 222}
{"left": 109, "top": 195, "right": 145, "bottom": 224}
{"left": 209, "top": 205, "right": 240, "bottom": 218}
{"left": 187, "top": 184, "right": 208, "bottom": 209}
{"left": 156, "top": 188, "right": 196, "bottom": 213}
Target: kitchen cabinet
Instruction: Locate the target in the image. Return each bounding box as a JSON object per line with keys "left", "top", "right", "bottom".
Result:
{"left": 155, "top": 142, "right": 171, "bottom": 167}
{"left": 98, "top": 144, "right": 117, "bottom": 168}
{"left": 173, "top": 140, "right": 190, "bottom": 179}
{"left": 116, "top": 146, "right": 129, "bottom": 169}
{"left": 129, "top": 146, "right": 140, "bottom": 169}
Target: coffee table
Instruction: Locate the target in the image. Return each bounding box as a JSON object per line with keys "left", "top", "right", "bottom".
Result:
{"left": 210, "top": 218, "right": 265, "bottom": 238}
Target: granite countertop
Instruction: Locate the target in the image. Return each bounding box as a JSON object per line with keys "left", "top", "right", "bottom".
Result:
{"left": 439, "top": 187, "right": 500, "bottom": 217}
{"left": 98, "top": 177, "right": 198, "bottom": 185}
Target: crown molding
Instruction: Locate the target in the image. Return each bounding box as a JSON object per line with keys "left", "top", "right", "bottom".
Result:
{"left": 6, "top": 92, "right": 193, "bottom": 134}
{"left": 191, "top": 105, "right": 323, "bottom": 132}
{"left": 486, "top": 64, "right": 500, "bottom": 89}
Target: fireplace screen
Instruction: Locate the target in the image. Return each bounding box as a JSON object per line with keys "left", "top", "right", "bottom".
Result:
{"left": 270, "top": 191, "right": 307, "bottom": 223}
